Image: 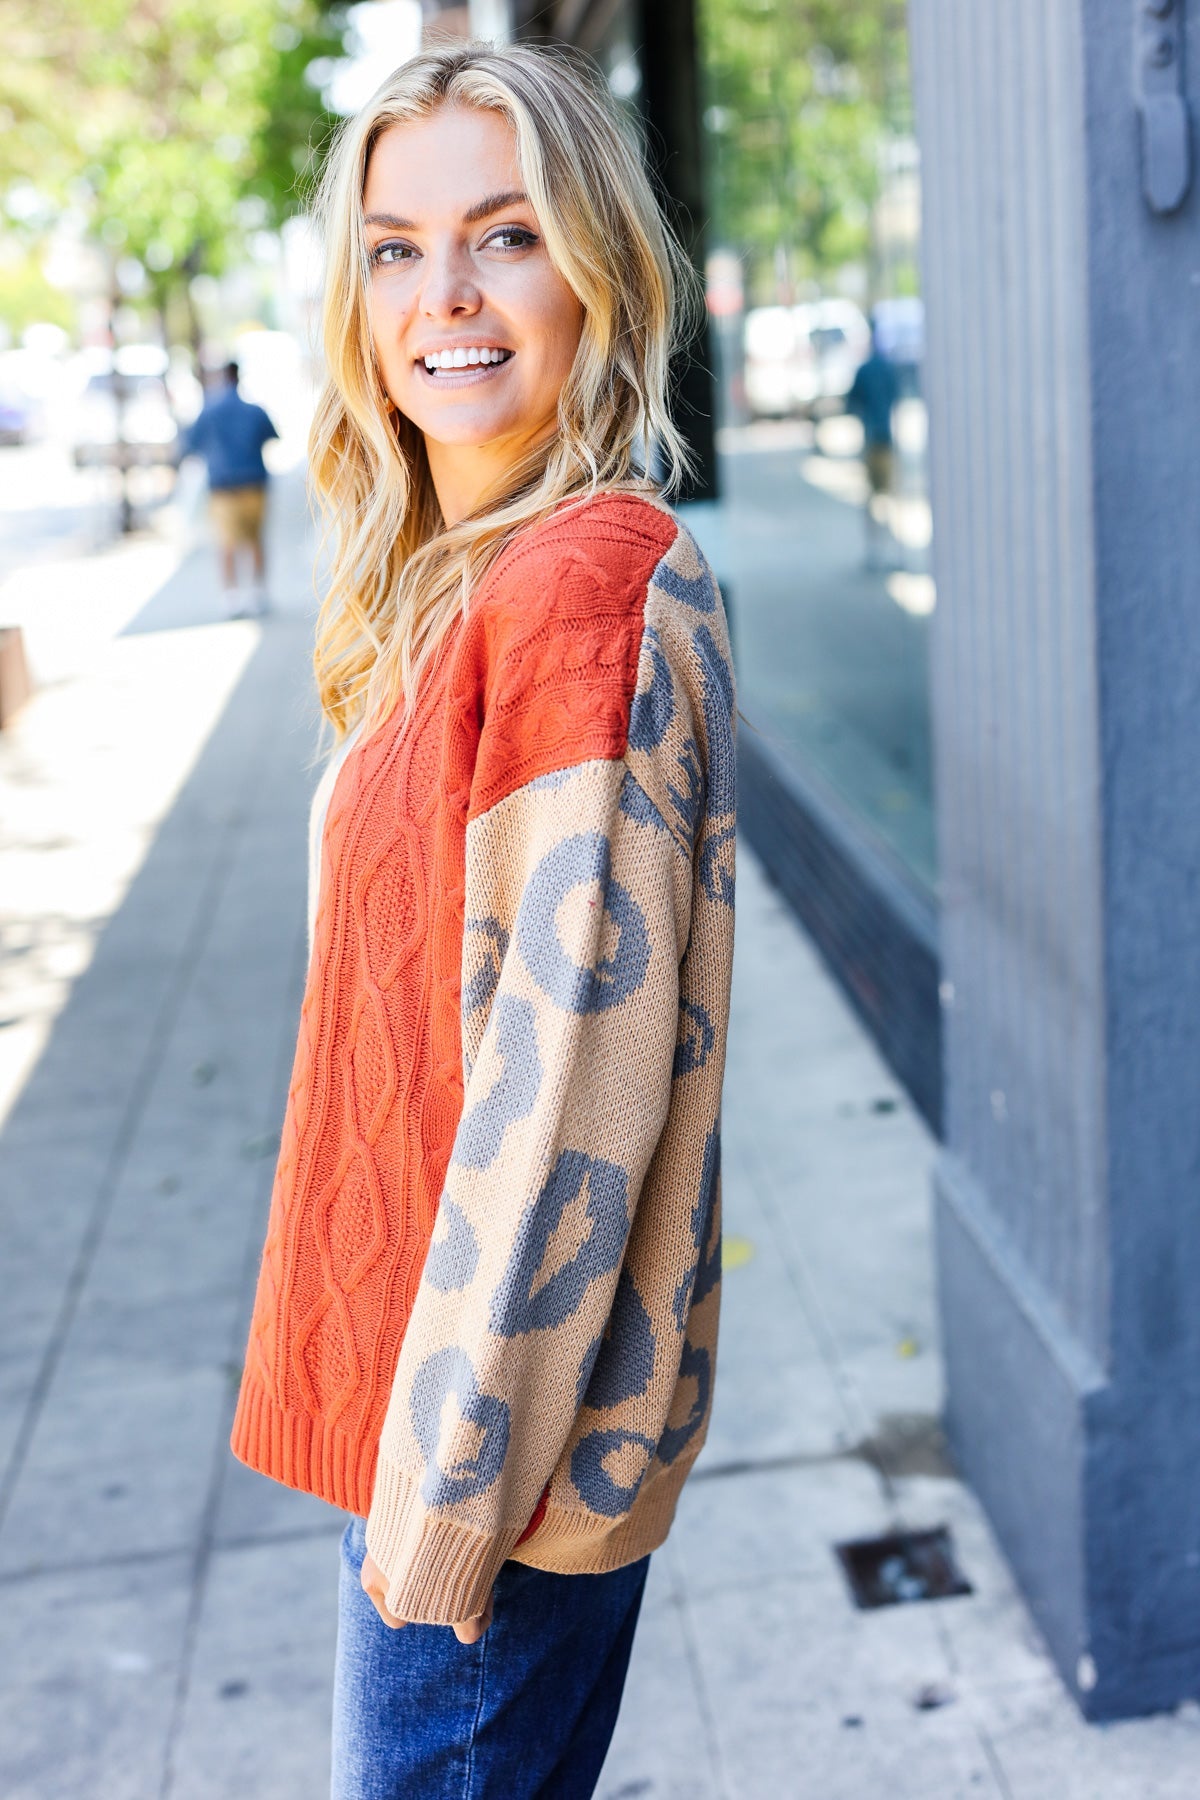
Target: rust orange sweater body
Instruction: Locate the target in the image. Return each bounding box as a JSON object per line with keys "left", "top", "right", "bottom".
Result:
{"left": 231, "top": 490, "right": 736, "bottom": 1623}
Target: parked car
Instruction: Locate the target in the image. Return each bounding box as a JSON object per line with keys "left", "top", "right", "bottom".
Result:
{"left": 70, "top": 345, "right": 181, "bottom": 470}
{"left": 743, "top": 298, "right": 871, "bottom": 420}
{"left": 743, "top": 306, "right": 801, "bottom": 420}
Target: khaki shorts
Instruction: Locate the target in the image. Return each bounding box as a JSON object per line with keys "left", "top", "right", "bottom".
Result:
{"left": 864, "top": 445, "right": 894, "bottom": 497}
{"left": 210, "top": 484, "right": 266, "bottom": 549}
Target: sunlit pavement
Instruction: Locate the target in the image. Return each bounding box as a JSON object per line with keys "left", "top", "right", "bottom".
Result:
{"left": 0, "top": 441, "right": 177, "bottom": 585}
{"left": 0, "top": 464, "right": 1196, "bottom": 1797}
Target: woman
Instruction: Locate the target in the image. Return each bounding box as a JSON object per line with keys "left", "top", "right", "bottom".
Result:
{"left": 230, "top": 39, "right": 736, "bottom": 1799}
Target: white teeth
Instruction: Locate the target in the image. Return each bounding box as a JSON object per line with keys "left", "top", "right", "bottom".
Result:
{"left": 422, "top": 347, "right": 510, "bottom": 372}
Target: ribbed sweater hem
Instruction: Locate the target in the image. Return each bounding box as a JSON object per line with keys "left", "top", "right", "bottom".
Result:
{"left": 366, "top": 1459, "right": 527, "bottom": 1624}
{"left": 510, "top": 1454, "right": 700, "bottom": 1577}
{"left": 364, "top": 1446, "right": 703, "bottom": 1623}
{"left": 229, "top": 1373, "right": 379, "bottom": 1519}
{"left": 230, "top": 1373, "right": 701, "bottom": 1596}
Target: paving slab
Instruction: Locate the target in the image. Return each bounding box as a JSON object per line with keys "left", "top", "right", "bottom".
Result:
{"left": 687, "top": 1571, "right": 1006, "bottom": 1800}
{"left": 0, "top": 1364, "right": 230, "bottom": 1577}
{"left": 596, "top": 1556, "right": 726, "bottom": 1800}
{"left": 670, "top": 1459, "right": 891, "bottom": 1603}
{"left": 167, "top": 1532, "right": 342, "bottom": 1800}
{"left": 0, "top": 1551, "right": 193, "bottom": 1800}
{"left": 696, "top": 1196, "right": 855, "bottom": 1468}
{"left": 966, "top": 1679, "right": 1200, "bottom": 1800}
{"left": 212, "top": 1450, "right": 351, "bottom": 1551}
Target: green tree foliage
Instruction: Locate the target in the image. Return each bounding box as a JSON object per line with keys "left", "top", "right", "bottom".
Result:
{"left": 0, "top": 249, "right": 75, "bottom": 336}
{"left": 0, "top": 0, "right": 345, "bottom": 303}
{"left": 698, "top": 0, "right": 910, "bottom": 296}
{"left": 246, "top": 5, "right": 350, "bottom": 227}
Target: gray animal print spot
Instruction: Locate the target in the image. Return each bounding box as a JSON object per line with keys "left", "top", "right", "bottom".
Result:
{"left": 666, "top": 737, "right": 705, "bottom": 855}
{"left": 656, "top": 1341, "right": 711, "bottom": 1465}
{"left": 673, "top": 1122, "right": 722, "bottom": 1329}
{"left": 424, "top": 1199, "right": 480, "bottom": 1294}
{"left": 673, "top": 998, "right": 715, "bottom": 1078}
{"left": 652, "top": 550, "right": 717, "bottom": 614}
{"left": 452, "top": 994, "right": 542, "bottom": 1171}
{"left": 410, "top": 1346, "right": 510, "bottom": 1506}
{"left": 462, "top": 917, "right": 509, "bottom": 1023}
{"left": 516, "top": 832, "right": 650, "bottom": 1014}
{"left": 628, "top": 626, "right": 675, "bottom": 750}
{"left": 693, "top": 625, "right": 736, "bottom": 818}
{"left": 489, "top": 1149, "right": 631, "bottom": 1336}
{"left": 578, "top": 1267, "right": 657, "bottom": 1410}
{"left": 570, "top": 1426, "right": 657, "bottom": 1517}
{"left": 699, "top": 823, "right": 736, "bottom": 910}
{"left": 618, "top": 769, "right": 669, "bottom": 834}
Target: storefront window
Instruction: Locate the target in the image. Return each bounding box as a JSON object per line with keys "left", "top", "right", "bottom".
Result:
{"left": 698, "top": 0, "right": 935, "bottom": 892}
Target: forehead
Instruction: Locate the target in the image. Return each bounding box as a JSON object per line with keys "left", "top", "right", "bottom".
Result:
{"left": 362, "top": 106, "right": 523, "bottom": 219}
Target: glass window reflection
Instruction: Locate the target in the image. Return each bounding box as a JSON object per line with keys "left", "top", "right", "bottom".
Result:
{"left": 700, "top": 0, "right": 935, "bottom": 892}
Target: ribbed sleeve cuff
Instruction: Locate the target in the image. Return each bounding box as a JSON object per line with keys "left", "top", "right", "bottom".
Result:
{"left": 365, "top": 1456, "right": 525, "bottom": 1625}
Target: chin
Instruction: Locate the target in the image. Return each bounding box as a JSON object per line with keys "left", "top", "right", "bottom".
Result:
{"left": 416, "top": 410, "right": 521, "bottom": 449}
{"left": 431, "top": 417, "right": 508, "bottom": 443}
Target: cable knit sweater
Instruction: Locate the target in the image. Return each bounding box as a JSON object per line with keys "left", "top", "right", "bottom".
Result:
{"left": 230, "top": 489, "right": 736, "bottom": 1625}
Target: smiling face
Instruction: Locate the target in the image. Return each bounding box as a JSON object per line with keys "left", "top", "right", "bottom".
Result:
{"left": 362, "top": 104, "right": 585, "bottom": 523}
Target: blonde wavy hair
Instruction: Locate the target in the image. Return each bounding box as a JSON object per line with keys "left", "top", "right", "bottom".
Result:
{"left": 308, "top": 38, "right": 699, "bottom": 742}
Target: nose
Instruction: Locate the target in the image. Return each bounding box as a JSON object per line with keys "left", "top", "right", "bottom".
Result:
{"left": 418, "top": 238, "right": 482, "bottom": 321}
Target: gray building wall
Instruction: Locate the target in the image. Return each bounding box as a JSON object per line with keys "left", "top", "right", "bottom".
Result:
{"left": 911, "top": 0, "right": 1200, "bottom": 1719}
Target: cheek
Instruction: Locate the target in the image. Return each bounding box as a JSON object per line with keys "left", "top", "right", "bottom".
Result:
{"left": 367, "top": 286, "right": 409, "bottom": 379}
{"left": 534, "top": 287, "right": 584, "bottom": 385}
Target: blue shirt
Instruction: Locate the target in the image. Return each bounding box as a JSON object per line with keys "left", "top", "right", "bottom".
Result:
{"left": 846, "top": 352, "right": 900, "bottom": 447}
{"left": 185, "top": 386, "right": 278, "bottom": 490}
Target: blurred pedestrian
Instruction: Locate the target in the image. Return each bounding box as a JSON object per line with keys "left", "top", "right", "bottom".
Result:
{"left": 227, "top": 40, "right": 735, "bottom": 1800}
{"left": 183, "top": 360, "right": 277, "bottom": 617}
{"left": 846, "top": 320, "right": 900, "bottom": 570}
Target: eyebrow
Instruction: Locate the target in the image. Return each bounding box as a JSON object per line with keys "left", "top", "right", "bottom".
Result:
{"left": 363, "top": 190, "right": 531, "bottom": 232}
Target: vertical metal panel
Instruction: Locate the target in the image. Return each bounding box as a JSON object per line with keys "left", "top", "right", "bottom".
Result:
{"left": 1080, "top": 0, "right": 1200, "bottom": 1374}
{"left": 916, "top": 0, "right": 1200, "bottom": 1715}
{"left": 910, "top": 0, "right": 1107, "bottom": 1360}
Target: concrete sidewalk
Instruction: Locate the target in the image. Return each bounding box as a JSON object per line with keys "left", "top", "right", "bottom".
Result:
{"left": 0, "top": 481, "right": 1195, "bottom": 1798}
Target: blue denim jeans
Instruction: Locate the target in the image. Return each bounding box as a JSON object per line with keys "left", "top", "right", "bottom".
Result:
{"left": 331, "top": 1514, "right": 650, "bottom": 1799}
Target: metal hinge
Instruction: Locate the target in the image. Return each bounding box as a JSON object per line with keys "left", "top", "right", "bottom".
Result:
{"left": 1136, "top": 0, "right": 1192, "bottom": 213}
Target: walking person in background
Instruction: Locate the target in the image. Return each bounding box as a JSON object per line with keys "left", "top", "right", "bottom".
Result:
{"left": 228, "top": 39, "right": 736, "bottom": 1800}
{"left": 846, "top": 318, "right": 900, "bottom": 570}
{"left": 184, "top": 360, "right": 277, "bottom": 618}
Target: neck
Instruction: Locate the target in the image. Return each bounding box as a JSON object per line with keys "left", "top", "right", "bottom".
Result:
{"left": 423, "top": 444, "right": 502, "bottom": 526}
{"left": 424, "top": 422, "right": 557, "bottom": 526}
